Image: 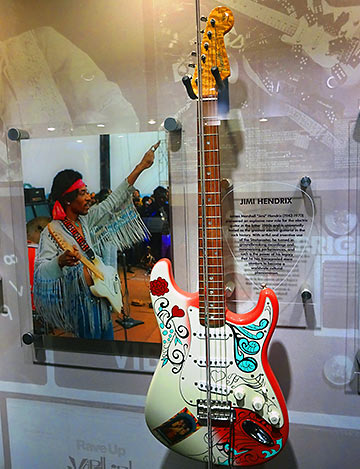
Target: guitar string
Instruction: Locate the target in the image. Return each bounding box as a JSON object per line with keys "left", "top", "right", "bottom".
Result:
{"left": 205, "top": 33, "right": 225, "bottom": 446}
{"left": 210, "top": 25, "right": 222, "bottom": 418}
{"left": 210, "top": 29, "right": 227, "bottom": 431}
{"left": 210, "top": 30, "right": 233, "bottom": 462}
{"left": 195, "top": 3, "right": 214, "bottom": 463}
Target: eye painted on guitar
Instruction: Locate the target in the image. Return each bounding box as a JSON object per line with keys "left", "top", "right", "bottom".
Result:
{"left": 242, "top": 420, "right": 274, "bottom": 446}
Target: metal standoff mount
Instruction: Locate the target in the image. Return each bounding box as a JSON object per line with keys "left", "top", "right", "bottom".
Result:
{"left": 7, "top": 128, "right": 30, "bottom": 141}
{"left": 301, "top": 288, "right": 312, "bottom": 302}
{"left": 22, "top": 332, "right": 41, "bottom": 345}
{"left": 300, "top": 176, "right": 312, "bottom": 190}
{"left": 163, "top": 117, "right": 182, "bottom": 132}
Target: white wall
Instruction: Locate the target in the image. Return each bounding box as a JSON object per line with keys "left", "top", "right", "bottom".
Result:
{"left": 20, "top": 131, "right": 167, "bottom": 197}
{"left": 110, "top": 132, "right": 167, "bottom": 195}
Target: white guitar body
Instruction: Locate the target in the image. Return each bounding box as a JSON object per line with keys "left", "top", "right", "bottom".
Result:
{"left": 48, "top": 223, "right": 123, "bottom": 313}
{"left": 145, "top": 259, "right": 289, "bottom": 466}
{"left": 88, "top": 257, "right": 122, "bottom": 313}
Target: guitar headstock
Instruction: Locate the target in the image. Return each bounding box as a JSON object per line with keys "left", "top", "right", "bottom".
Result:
{"left": 191, "top": 6, "right": 234, "bottom": 98}
{"left": 48, "top": 223, "right": 72, "bottom": 253}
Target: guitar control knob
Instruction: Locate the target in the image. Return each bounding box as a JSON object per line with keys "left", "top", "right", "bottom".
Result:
{"left": 268, "top": 410, "right": 280, "bottom": 426}
{"left": 234, "top": 386, "right": 246, "bottom": 401}
{"left": 252, "top": 396, "right": 265, "bottom": 411}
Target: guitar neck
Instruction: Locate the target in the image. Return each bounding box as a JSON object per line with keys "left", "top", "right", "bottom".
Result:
{"left": 77, "top": 252, "right": 104, "bottom": 281}
{"left": 198, "top": 98, "right": 225, "bottom": 327}
{"left": 48, "top": 225, "right": 104, "bottom": 280}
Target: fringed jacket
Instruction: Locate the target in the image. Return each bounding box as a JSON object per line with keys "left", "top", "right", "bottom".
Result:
{"left": 33, "top": 179, "right": 148, "bottom": 335}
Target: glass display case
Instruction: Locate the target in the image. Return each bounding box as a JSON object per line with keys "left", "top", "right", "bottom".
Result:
{"left": 0, "top": 0, "right": 359, "bottom": 466}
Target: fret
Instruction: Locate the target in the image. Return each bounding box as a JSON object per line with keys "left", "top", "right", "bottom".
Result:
{"left": 198, "top": 254, "right": 222, "bottom": 259}
{"left": 199, "top": 191, "right": 221, "bottom": 195}
{"left": 198, "top": 213, "right": 222, "bottom": 219}
{"left": 199, "top": 296, "right": 224, "bottom": 300}
{"left": 199, "top": 253, "right": 223, "bottom": 257}
{"left": 200, "top": 133, "right": 219, "bottom": 137}
{"left": 199, "top": 318, "right": 226, "bottom": 322}
{"left": 199, "top": 258, "right": 223, "bottom": 262}
{"left": 199, "top": 270, "right": 224, "bottom": 275}
{"left": 199, "top": 283, "right": 224, "bottom": 286}
{"left": 199, "top": 305, "right": 225, "bottom": 309}
{"left": 199, "top": 240, "right": 222, "bottom": 246}
{"left": 200, "top": 246, "right": 223, "bottom": 250}
{"left": 199, "top": 286, "right": 223, "bottom": 291}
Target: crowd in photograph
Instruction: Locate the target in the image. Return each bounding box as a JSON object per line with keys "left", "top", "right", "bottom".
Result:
{"left": 89, "top": 184, "right": 171, "bottom": 273}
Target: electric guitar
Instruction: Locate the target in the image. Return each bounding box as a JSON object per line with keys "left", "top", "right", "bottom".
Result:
{"left": 48, "top": 223, "right": 122, "bottom": 313}
{"left": 145, "top": 7, "right": 289, "bottom": 466}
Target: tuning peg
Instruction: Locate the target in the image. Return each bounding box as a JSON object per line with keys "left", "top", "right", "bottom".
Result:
{"left": 201, "top": 16, "right": 208, "bottom": 22}
{"left": 191, "top": 51, "right": 197, "bottom": 56}
{"left": 207, "top": 31, "right": 212, "bottom": 39}
{"left": 200, "top": 29, "right": 205, "bottom": 34}
{"left": 201, "top": 54, "right": 206, "bottom": 63}
{"left": 204, "top": 42, "right": 209, "bottom": 51}
{"left": 188, "top": 63, "right": 196, "bottom": 68}
{"left": 210, "top": 18, "right": 215, "bottom": 27}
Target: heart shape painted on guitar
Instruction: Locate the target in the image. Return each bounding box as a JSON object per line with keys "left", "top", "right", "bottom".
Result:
{"left": 171, "top": 305, "right": 185, "bottom": 318}
{"left": 211, "top": 370, "right": 226, "bottom": 382}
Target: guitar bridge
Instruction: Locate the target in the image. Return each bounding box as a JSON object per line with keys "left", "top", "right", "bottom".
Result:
{"left": 197, "top": 399, "right": 234, "bottom": 426}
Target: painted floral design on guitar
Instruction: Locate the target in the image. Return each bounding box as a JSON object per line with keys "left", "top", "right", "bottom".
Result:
{"left": 152, "top": 294, "right": 190, "bottom": 374}
{"left": 150, "top": 277, "right": 169, "bottom": 296}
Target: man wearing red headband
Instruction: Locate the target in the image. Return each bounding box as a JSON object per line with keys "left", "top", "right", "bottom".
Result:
{"left": 33, "top": 141, "right": 160, "bottom": 340}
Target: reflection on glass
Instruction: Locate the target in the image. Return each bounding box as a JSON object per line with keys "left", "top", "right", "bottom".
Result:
{"left": 222, "top": 181, "right": 315, "bottom": 320}
{"left": 22, "top": 133, "right": 170, "bottom": 345}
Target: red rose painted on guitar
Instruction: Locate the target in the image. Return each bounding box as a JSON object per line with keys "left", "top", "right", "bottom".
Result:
{"left": 145, "top": 7, "right": 289, "bottom": 466}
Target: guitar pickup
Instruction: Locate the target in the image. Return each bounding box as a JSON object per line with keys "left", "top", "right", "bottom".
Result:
{"left": 113, "top": 274, "right": 120, "bottom": 294}
{"left": 196, "top": 380, "right": 231, "bottom": 396}
{"left": 195, "top": 358, "right": 231, "bottom": 368}
{"left": 196, "top": 331, "right": 232, "bottom": 340}
{"left": 197, "top": 399, "right": 234, "bottom": 426}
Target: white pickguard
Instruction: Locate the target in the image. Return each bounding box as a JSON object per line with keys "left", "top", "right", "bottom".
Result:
{"left": 179, "top": 303, "right": 284, "bottom": 428}
{"left": 89, "top": 258, "right": 122, "bottom": 313}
